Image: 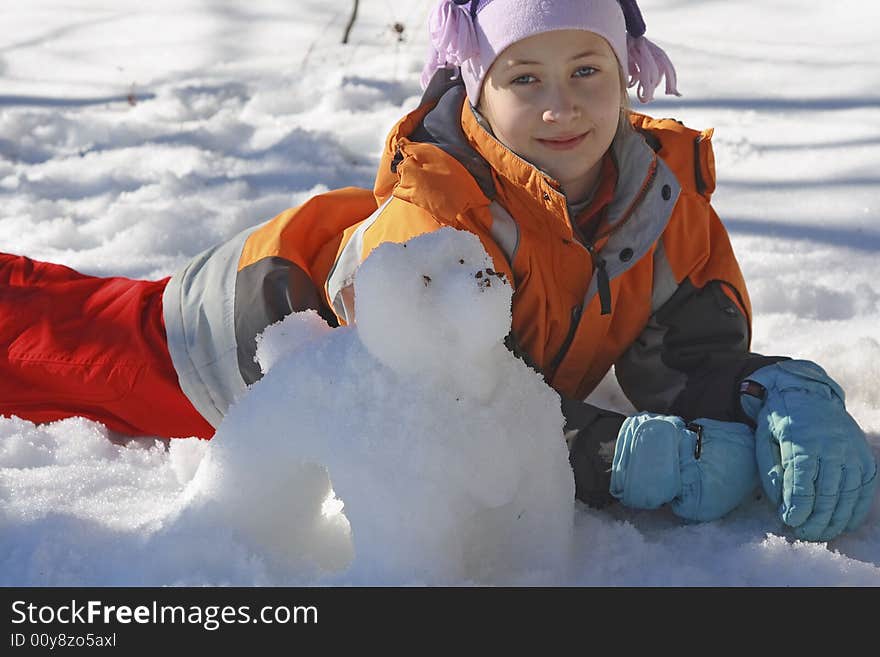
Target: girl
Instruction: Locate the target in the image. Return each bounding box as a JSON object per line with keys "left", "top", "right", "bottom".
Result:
{"left": 0, "top": 0, "right": 875, "bottom": 541}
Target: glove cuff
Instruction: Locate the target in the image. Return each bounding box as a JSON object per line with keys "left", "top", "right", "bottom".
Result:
{"left": 739, "top": 379, "right": 767, "bottom": 422}
{"left": 739, "top": 359, "right": 845, "bottom": 421}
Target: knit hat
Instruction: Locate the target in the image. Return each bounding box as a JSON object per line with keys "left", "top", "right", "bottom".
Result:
{"left": 421, "top": 0, "right": 680, "bottom": 106}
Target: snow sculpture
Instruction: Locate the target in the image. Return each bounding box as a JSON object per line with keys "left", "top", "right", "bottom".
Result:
{"left": 176, "top": 228, "right": 574, "bottom": 584}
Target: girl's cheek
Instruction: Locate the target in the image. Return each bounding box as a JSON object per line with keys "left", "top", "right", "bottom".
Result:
{"left": 501, "top": 104, "right": 533, "bottom": 129}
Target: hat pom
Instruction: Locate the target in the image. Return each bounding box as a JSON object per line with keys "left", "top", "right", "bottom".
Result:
{"left": 420, "top": 0, "right": 480, "bottom": 89}
{"left": 627, "top": 34, "right": 681, "bottom": 103}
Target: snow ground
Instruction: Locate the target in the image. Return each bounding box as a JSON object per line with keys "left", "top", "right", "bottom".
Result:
{"left": 1, "top": 0, "right": 879, "bottom": 585}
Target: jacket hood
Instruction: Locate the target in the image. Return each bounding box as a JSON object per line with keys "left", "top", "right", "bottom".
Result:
{"left": 374, "top": 71, "right": 493, "bottom": 224}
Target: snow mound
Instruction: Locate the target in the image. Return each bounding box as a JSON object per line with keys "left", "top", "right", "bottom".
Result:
{"left": 171, "top": 228, "right": 574, "bottom": 584}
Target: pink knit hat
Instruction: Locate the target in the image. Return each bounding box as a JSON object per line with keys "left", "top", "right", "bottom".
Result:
{"left": 421, "top": 0, "right": 680, "bottom": 106}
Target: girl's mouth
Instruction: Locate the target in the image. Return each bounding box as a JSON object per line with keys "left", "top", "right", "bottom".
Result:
{"left": 536, "top": 132, "right": 588, "bottom": 151}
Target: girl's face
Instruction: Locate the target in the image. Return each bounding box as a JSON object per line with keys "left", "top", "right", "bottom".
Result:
{"left": 478, "top": 29, "right": 622, "bottom": 204}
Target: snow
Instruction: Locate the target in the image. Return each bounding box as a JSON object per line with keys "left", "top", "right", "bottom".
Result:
{"left": 1, "top": 0, "right": 879, "bottom": 586}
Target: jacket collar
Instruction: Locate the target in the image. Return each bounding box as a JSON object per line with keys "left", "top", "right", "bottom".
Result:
{"left": 460, "top": 99, "right": 561, "bottom": 205}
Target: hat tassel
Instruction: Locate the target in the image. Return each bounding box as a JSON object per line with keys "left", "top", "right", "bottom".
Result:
{"left": 627, "top": 34, "right": 681, "bottom": 103}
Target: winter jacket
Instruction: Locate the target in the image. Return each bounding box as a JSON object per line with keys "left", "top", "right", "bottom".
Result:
{"left": 162, "top": 71, "right": 781, "bottom": 429}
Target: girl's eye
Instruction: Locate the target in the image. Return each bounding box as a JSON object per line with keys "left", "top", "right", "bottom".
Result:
{"left": 574, "top": 66, "right": 598, "bottom": 78}
{"left": 510, "top": 74, "right": 538, "bottom": 85}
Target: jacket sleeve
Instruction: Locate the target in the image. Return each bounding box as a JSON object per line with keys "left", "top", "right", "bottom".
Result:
{"left": 323, "top": 196, "right": 444, "bottom": 326}
{"left": 162, "top": 188, "right": 379, "bottom": 427}
{"left": 324, "top": 195, "right": 513, "bottom": 326}
{"left": 561, "top": 396, "right": 626, "bottom": 508}
{"left": 615, "top": 199, "right": 786, "bottom": 425}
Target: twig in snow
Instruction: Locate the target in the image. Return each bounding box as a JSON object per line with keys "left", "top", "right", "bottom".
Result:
{"left": 342, "top": 0, "right": 359, "bottom": 44}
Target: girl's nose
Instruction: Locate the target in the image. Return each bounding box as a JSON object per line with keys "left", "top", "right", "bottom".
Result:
{"left": 542, "top": 88, "right": 580, "bottom": 124}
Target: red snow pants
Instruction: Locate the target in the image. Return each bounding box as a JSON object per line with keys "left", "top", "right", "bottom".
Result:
{"left": 0, "top": 253, "right": 215, "bottom": 439}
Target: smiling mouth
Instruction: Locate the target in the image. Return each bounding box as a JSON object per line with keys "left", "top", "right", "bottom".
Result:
{"left": 536, "top": 132, "right": 589, "bottom": 150}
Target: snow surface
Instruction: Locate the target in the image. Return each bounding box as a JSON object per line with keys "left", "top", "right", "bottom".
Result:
{"left": 1, "top": 0, "right": 879, "bottom": 585}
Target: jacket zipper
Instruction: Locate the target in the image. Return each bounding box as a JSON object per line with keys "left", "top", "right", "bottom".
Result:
{"left": 550, "top": 304, "right": 583, "bottom": 372}
{"left": 574, "top": 157, "right": 658, "bottom": 315}
{"left": 549, "top": 157, "right": 659, "bottom": 374}
{"left": 583, "top": 242, "right": 612, "bottom": 315}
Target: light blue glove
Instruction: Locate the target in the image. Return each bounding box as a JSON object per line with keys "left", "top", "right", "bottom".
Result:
{"left": 610, "top": 414, "right": 759, "bottom": 522}
{"left": 741, "top": 360, "right": 878, "bottom": 541}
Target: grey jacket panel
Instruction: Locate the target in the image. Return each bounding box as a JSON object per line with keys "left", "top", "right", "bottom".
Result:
{"left": 162, "top": 225, "right": 259, "bottom": 428}
{"left": 615, "top": 240, "right": 688, "bottom": 412}
{"left": 591, "top": 147, "right": 680, "bottom": 294}
{"left": 235, "top": 256, "right": 337, "bottom": 386}
{"left": 616, "top": 273, "right": 787, "bottom": 421}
